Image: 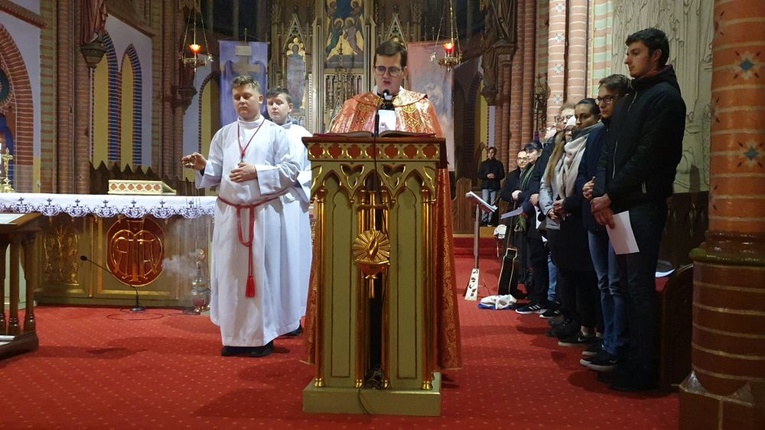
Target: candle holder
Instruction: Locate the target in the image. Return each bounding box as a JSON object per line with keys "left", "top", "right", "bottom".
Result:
{"left": 189, "top": 248, "right": 210, "bottom": 314}
{"left": 0, "top": 149, "right": 14, "bottom": 193}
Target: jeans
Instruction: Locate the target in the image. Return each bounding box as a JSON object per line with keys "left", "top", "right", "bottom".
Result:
{"left": 481, "top": 189, "right": 497, "bottom": 223}
{"left": 547, "top": 254, "right": 558, "bottom": 303}
{"left": 615, "top": 202, "right": 667, "bottom": 380}
{"left": 589, "top": 230, "right": 624, "bottom": 356}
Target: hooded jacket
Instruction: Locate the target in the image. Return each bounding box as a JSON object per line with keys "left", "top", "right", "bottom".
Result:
{"left": 594, "top": 66, "right": 686, "bottom": 212}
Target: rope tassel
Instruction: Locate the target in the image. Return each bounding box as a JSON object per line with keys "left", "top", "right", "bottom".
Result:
{"left": 245, "top": 275, "right": 255, "bottom": 297}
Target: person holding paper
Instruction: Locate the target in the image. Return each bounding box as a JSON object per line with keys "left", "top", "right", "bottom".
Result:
{"left": 577, "top": 74, "right": 631, "bottom": 374}
{"left": 591, "top": 28, "right": 686, "bottom": 392}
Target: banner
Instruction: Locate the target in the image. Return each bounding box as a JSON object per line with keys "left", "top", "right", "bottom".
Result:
{"left": 407, "top": 41, "right": 454, "bottom": 170}
{"left": 219, "top": 41, "right": 269, "bottom": 127}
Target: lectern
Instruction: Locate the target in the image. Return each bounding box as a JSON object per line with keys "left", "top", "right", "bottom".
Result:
{"left": 302, "top": 134, "right": 446, "bottom": 416}
{"left": 0, "top": 213, "right": 42, "bottom": 359}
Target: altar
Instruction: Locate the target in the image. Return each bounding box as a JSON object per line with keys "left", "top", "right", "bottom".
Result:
{"left": 0, "top": 193, "right": 216, "bottom": 308}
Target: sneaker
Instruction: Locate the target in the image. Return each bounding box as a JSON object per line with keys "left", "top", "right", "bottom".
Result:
{"left": 558, "top": 332, "right": 597, "bottom": 347}
{"left": 581, "top": 340, "right": 603, "bottom": 357}
{"left": 582, "top": 351, "right": 618, "bottom": 372}
{"left": 551, "top": 319, "right": 579, "bottom": 339}
{"left": 515, "top": 303, "right": 547, "bottom": 315}
{"left": 539, "top": 307, "right": 561, "bottom": 319}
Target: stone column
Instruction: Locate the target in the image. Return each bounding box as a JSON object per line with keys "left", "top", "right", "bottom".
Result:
{"left": 679, "top": 1, "right": 765, "bottom": 429}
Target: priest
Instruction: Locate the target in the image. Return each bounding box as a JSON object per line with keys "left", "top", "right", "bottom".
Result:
{"left": 305, "top": 38, "right": 462, "bottom": 372}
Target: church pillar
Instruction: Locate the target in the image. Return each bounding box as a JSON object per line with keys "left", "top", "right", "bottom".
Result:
{"left": 679, "top": 1, "right": 765, "bottom": 429}
{"left": 73, "top": 0, "right": 92, "bottom": 194}
{"left": 498, "top": 59, "right": 512, "bottom": 166}
{"left": 519, "top": 0, "right": 536, "bottom": 150}
{"left": 566, "top": 0, "right": 587, "bottom": 100}
{"left": 508, "top": 3, "right": 523, "bottom": 169}
{"left": 546, "top": 0, "right": 567, "bottom": 122}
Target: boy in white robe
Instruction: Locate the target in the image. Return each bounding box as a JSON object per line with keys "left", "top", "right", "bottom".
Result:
{"left": 265, "top": 87, "right": 312, "bottom": 334}
{"left": 182, "top": 76, "right": 301, "bottom": 357}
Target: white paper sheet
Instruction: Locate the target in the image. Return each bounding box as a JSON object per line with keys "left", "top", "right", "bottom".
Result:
{"left": 607, "top": 211, "right": 640, "bottom": 255}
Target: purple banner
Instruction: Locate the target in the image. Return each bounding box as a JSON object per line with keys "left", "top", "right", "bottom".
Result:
{"left": 219, "top": 41, "right": 269, "bottom": 127}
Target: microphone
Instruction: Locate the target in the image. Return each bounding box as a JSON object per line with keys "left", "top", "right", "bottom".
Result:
{"left": 374, "top": 90, "right": 394, "bottom": 138}
{"left": 80, "top": 255, "right": 146, "bottom": 312}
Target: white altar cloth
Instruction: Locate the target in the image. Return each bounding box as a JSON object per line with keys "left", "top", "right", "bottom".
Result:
{"left": 0, "top": 193, "right": 216, "bottom": 219}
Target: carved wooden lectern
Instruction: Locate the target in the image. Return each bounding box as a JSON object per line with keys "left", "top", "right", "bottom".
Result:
{"left": 0, "top": 213, "right": 42, "bottom": 359}
{"left": 302, "top": 134, "right": 446, "bottom": 416}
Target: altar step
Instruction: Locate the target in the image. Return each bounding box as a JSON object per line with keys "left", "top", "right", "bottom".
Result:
{"left": 453, "top": 227, "right": 499, "bottom": 257}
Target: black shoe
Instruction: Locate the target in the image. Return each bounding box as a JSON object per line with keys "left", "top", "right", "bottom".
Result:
{"left": 609, "top": 373, "right": 657, "bottom": 392}
{"left": 221, "top": 346, "right": 254, "bottom": 357}
{"left": 285, "top": 324, "right": 303, "bottom": 337}
{"left": 249, "top": 341, "right": 274, "bottom": 358}
{"left": 581, "top": 350, "right": 618, "bottom": 371}
{"left": 581, "top": 339, "right": 603, "bottom": 357}
{"left": 558, "top": 332, "right": 597, "bottom": 347}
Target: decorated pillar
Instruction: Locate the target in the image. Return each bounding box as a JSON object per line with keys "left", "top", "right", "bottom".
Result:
{"left": 546, "top": 0, "right": 567, "bottom": 123}
{"left": 519, "top": 0, "right": 536, "bottom": 149}
{"left": 566, "top": 0, "right": 587, "bottom": 100}
{"left": 679, "top": 1, "right": 765, "bottom": 429}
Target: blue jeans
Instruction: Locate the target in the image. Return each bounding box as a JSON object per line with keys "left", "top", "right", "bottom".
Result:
{"left": 547, "top": 253, "right": 558, "bottom": 304}
{"left": 588, "top": 230, "right": 624, "bottom": 356}
{"left": 481, "top": 189, "right": 497, "bottom": 223}
{"left": 615, "top": 202, "right": 667, "bottom": 379}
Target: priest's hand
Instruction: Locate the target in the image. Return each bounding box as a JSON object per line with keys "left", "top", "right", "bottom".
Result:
{"left": 181, "top": 152, "right": 207, "bottom": 171}
{"left": 230, "top": 162, "right": 258, "bottom": 183}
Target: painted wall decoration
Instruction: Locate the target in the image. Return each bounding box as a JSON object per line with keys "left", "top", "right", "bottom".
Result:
{"left": 408, "top": 41, "right": 454, "bottom": 169}
{"left": 325, "top": 0, "right": 364, "bottom": 68}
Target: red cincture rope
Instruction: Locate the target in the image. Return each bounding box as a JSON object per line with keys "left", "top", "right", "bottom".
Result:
{"left": 217, "top": 191, "right": 288, "bottom": 298}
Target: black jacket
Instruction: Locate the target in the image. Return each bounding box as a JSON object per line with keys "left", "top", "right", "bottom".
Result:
{"left": 594, "top": 66, "right": 686, "bottom": 212}
{"left": 478, "top": 158, "right": 505, "bottom": 190}
{"left": 576, "top": 120, "right": 609, "bottom": 233}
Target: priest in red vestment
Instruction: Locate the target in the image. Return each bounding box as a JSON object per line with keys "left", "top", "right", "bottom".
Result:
{"left": 303, "top": 38, "right": 462, "bottom": 372}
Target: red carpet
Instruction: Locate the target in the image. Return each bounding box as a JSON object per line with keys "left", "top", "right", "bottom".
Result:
{"left": 0, "top": 255, "right": 678, "bottom": 429}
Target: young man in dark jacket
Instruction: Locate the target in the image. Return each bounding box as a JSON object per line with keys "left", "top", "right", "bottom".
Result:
{"left": 478, "top": 146, "right": 505, "bottom": 225}
{"left": 591, "top": 28, "right": 686, "bottom": 392}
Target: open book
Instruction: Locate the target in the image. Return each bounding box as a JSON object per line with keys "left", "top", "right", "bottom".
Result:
{"left": 320, "top": 130, "right": 436, "bottom": 138}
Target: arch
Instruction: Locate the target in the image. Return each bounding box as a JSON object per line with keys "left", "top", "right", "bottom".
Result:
{"left": 102, "top": 33, "right": 121, "bottom": 165}
{"left": 123, "top": 45, "right": 142, "bottom": 166}
{"left": 0, "top": 25, "right": 34, "bottom": 191}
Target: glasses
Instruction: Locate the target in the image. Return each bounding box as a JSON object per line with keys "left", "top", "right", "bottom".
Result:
{"left": 374, "top": 66, "right": 403, "bottom": 77}
{"left": 596, "top": 95, "right": 616, "bottom": 105}
{"left": 554, "top": 114, "right": 574, "bottom": 123}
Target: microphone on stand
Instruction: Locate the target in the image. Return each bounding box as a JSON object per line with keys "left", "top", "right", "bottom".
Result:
{"left": 80, "top": 255, "right": 146, "bottom": 313}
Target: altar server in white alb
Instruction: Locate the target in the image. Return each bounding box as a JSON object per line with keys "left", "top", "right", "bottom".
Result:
{"left": 266, "top": 87, "right": 312, "bottom": 334}
{"left": 181, "top": 75, "right": 301, "bottom": 358}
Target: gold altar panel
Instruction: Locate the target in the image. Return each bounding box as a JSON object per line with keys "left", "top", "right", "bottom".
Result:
{"left": 388, "top": 183, "right": 423, "bottom": 386}
{"left": 37, "top": 214, "right": 212, "bottom": 308}
{"left": 326, "top": 180, "right": 356, "bottom": 383}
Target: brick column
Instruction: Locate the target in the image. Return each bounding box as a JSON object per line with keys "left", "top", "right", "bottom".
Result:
{"left": 519, "top": 0, "right": 536, "bottom": 151}
{"left": 508, "top": 2, "right": 524, "bottom": 169}
{"left": 546, "top": 0, "right": 567, "bottom": 123}
{"left": 53, "top": 2, "right": 74, "bottom": 193}
{"left": 566, "top": 0, "right": 587, "bottom": 100}
{"left": 679, "top": 1, "right": 765, "bottom": 429}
